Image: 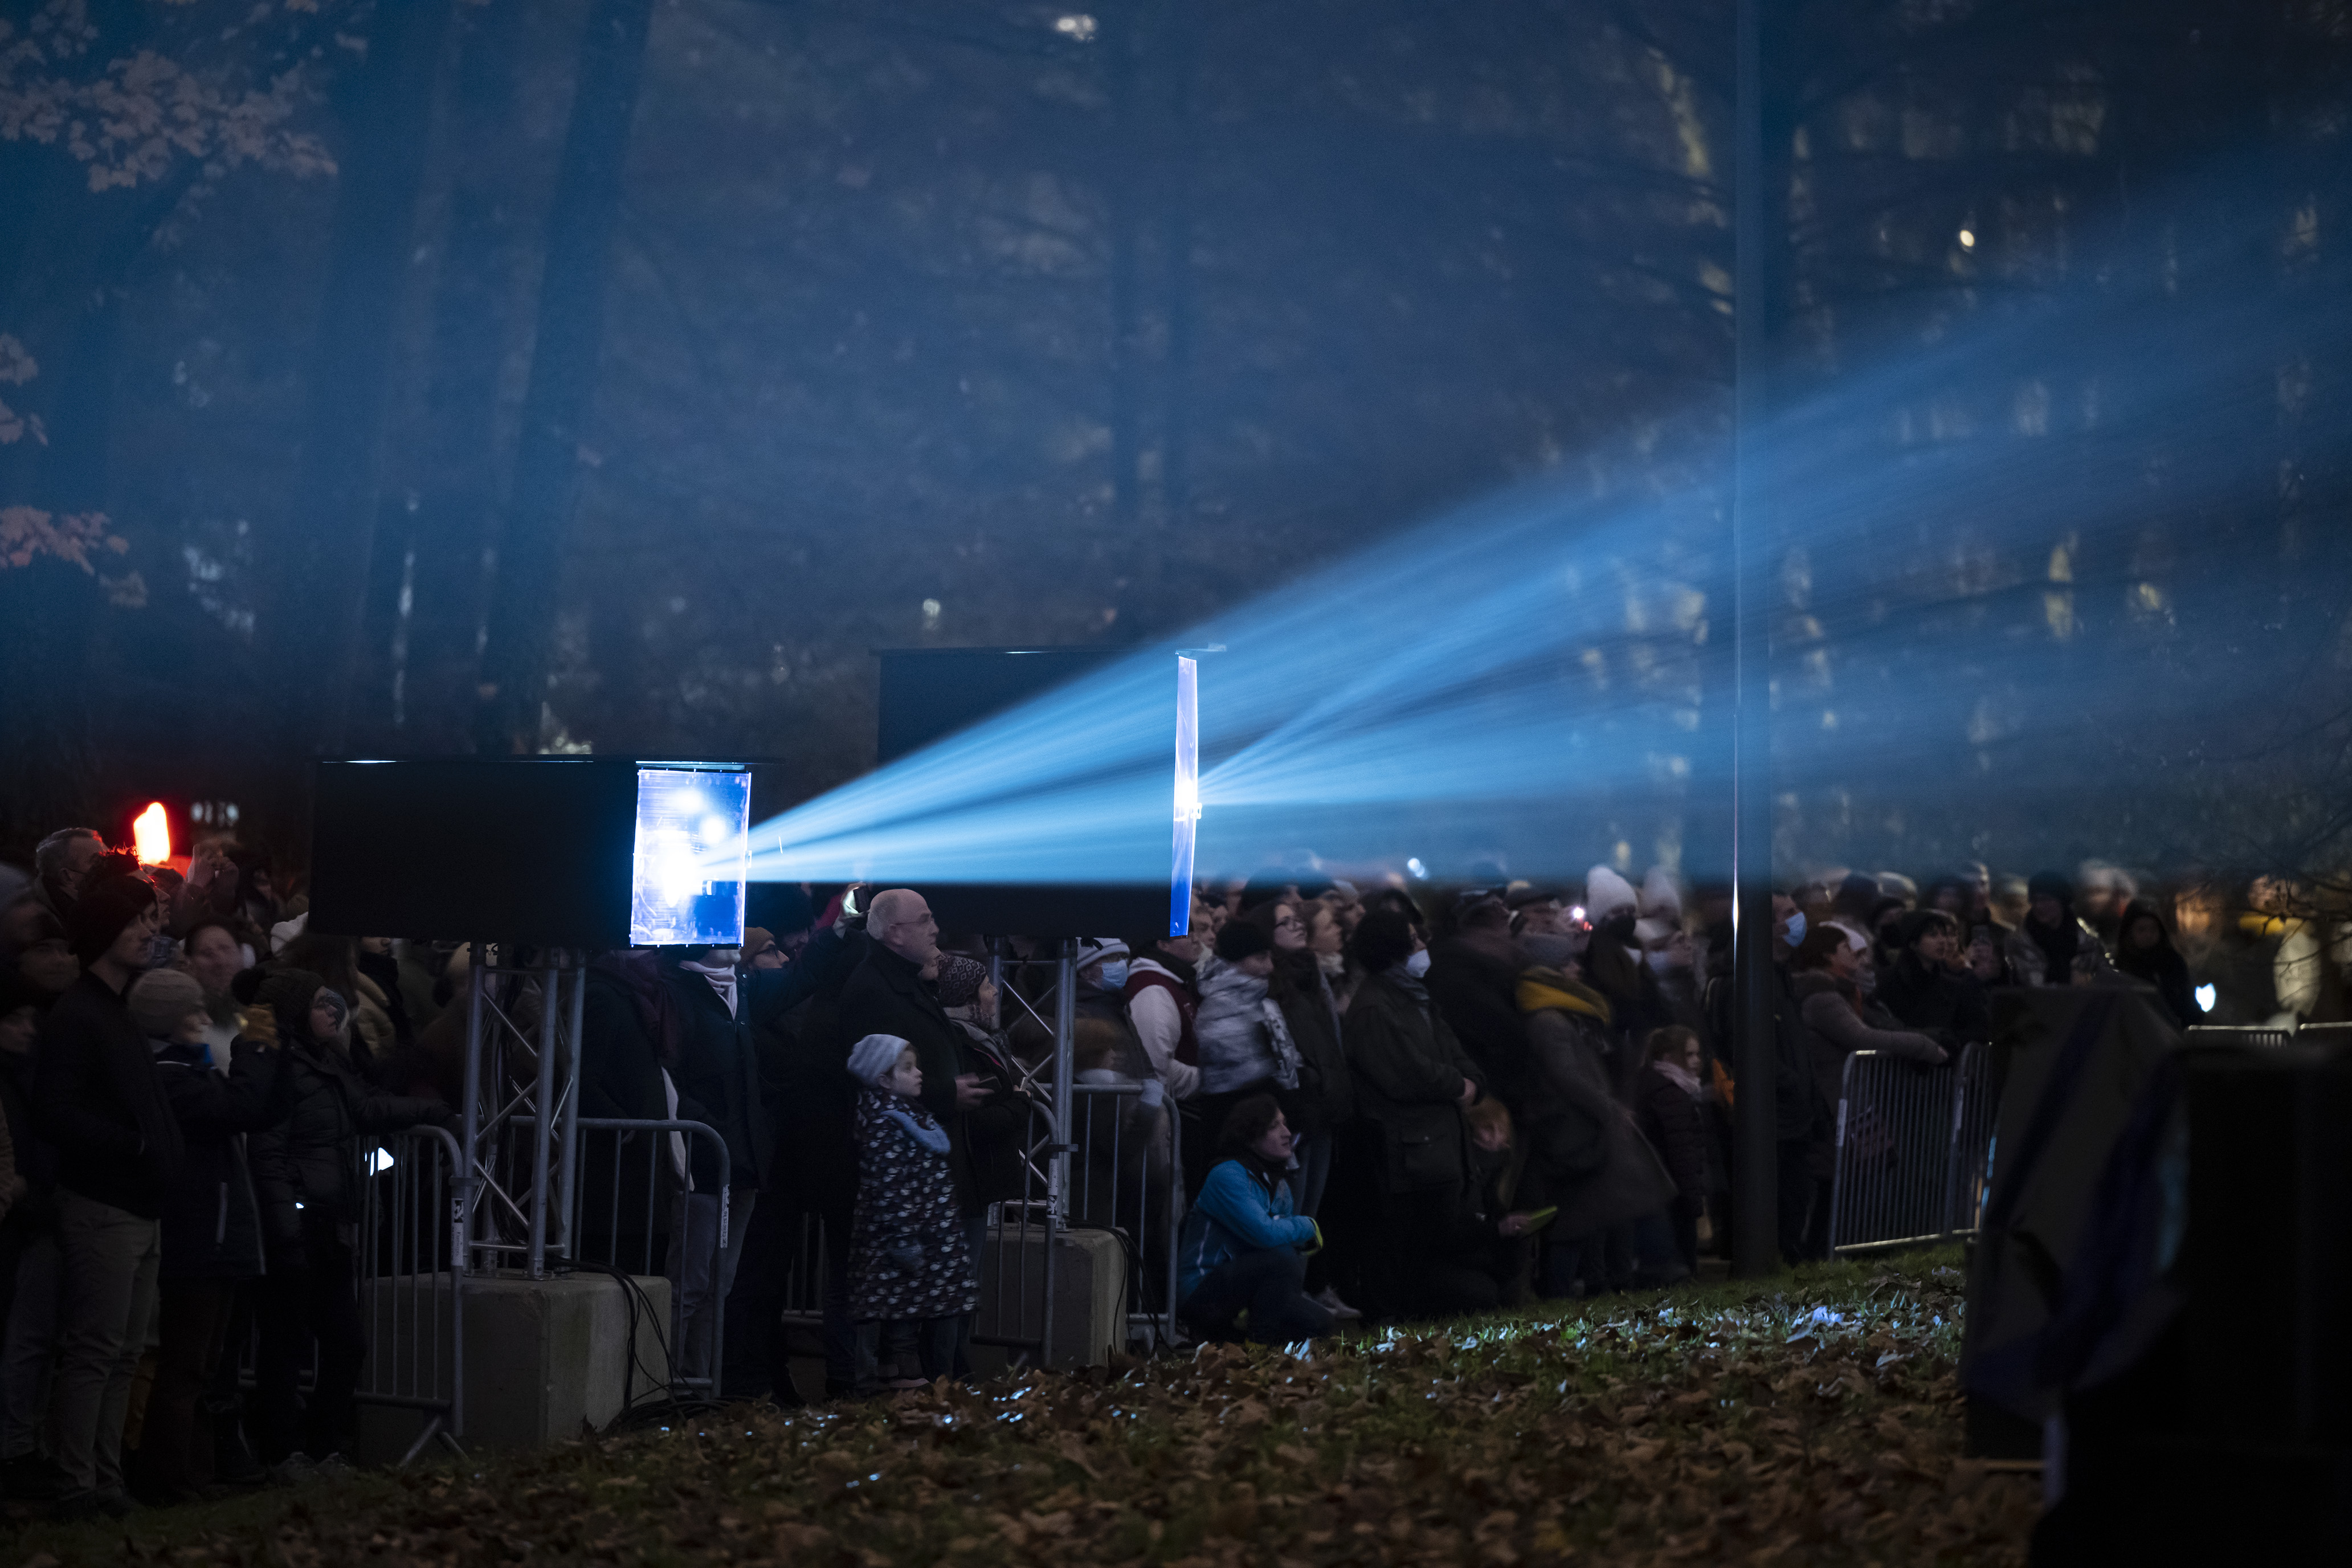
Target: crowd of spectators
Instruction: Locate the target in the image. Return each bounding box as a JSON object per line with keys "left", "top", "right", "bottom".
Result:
{"left": 1, "top": 818, "right": 2345, "bottom": 1521}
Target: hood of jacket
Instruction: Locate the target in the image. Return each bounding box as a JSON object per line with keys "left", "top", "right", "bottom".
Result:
{"left": 1516, "top": 968, "right": 1612, "bottom": 1024}
{"left": 1789, "top": 969, "right": 1852, "bottom": 1004}
{"left": 1195, "top": 954, "right": 1268, "bottom": 1011}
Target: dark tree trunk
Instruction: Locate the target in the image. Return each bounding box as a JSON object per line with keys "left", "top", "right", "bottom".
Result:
{"left": 366, "top": 0, "right": 526, "bottom": 753}
{"left": 1105, "top": 2, "right": 1145, "bottom": 532}
{"left": 472, "top": 0, "right": 656, "bottom": 756}
{"left": 265, "top": 0, "right": 454, "bottom": 778}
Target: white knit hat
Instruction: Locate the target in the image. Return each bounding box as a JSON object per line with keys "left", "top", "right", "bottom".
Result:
{"left": 847, "top": 1033, "right": 912, "bottom": 1087}
{"left": 1634, "top": 867, "right": 1683, "bottom": 944}
{"left": 1585, "top": 865, "right": 1638, "bottom": 922}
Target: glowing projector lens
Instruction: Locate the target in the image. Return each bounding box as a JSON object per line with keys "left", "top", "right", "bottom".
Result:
{"left": 631, "top": 767, "right": 751, "bottom": 947}
{"left": 1169, "top": 656, "right": 1200, "bottom": 938}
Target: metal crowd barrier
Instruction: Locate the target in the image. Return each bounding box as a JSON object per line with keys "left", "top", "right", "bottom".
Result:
{"left": 2186, "top": 1020, "right": 2352, "bottom": 1050}
{"left": 356, "top": 1124, "right": 468, "bottom": 1463}
{"left": 971, "top": 1096, "right": 1060, "bottom": 1361}
{"left": 520, "top": 1113, "right": 734, "bottom": 1397}
{"left": 1065, "top": 1080, "right": 1184, "bottom": 1350}
{"left": 1825, "top": 1043, "right": 2001, "bottom": 1256}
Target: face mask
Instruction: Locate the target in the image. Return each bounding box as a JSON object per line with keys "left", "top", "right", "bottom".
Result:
{"left": 1096, "top": 961, "right": 1129, "bottom": 991}
{"left": 1402, "top": 949, "right": 1432, "bottom": 979}
{"left": 1644, "top": 949, "right": 1676, "bottom": 975}
{"left": 1779, "top": 912, "right": 1806, "bottom": 948}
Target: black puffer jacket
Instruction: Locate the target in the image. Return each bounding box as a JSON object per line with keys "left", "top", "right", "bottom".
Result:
{"left": 244, "top": 999, "right": 450, "bottom": 1251}
{"left": 153, "top": 1039, "right": 288, "bottom": 1279}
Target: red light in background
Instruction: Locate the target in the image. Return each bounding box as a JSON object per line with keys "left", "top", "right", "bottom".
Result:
{"left": 133, "top": 802, "right": 173, "bottom": 865}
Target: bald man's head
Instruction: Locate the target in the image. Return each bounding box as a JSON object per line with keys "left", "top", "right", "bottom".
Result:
{"left": 867, "top": 888, "right": 938, "bottom": 967}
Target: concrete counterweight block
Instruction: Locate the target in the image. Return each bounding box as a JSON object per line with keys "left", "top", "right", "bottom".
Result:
{"left": 973, "top": 1225, "right": 1128, "bottom": 1370}
{"left": 353, "top": 1273, "right": 672, "bottom": 1465}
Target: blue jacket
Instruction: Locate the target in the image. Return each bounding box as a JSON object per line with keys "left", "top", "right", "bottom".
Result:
{"left": 1179, "top": 1158, "right": 1317, "bottom": 1302}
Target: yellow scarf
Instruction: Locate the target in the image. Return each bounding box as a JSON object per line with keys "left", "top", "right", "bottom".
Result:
{"left": 1516, "top": 968, "right": 1612, "bottom": 1024}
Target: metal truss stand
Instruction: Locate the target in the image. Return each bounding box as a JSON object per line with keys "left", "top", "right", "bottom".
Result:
{"left": 458, "top": 944, "right": 587, "bottom": 1278}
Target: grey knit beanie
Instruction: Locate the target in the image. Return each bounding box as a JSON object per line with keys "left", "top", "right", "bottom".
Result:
{"left": 128, "top": 967, "right": 205, "bottom": 1040}
{"left": 847, "top": 1032, "right": 912, "bottom": 1088}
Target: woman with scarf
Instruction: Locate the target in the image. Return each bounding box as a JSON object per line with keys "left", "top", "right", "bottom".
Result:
{"left": 2114, "top": 900, "right": 2199, "bottom": 1028}
{"left": 2004, "top": 871, "right": 2117, "bottom": 988}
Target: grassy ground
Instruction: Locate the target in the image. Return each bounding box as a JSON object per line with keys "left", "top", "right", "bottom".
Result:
{"left": 6, "top": 1247, "right": 2037, "bottom": 1566}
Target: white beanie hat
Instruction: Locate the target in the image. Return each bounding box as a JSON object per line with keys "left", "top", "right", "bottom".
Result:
{"left": 847, "top": 1033, "right": 912, "bottom": 1088}
{"left": 1075, "top": 937, "right": 1130, "bottom": 969}
{"left": 1585, "top": 865, "right": 1638, "bottom": 922}
{"left": 1634, "top": 867, "right": 1683, "bottom": 944}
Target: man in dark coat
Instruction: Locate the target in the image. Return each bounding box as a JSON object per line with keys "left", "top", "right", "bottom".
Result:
{"left": 835, "top": 891, "right": 993, "bottom": 1211}
{"left": 835, "top": 889, "right": 1000, "bottom": 1370}
{"left": 35, "top": 858, "right": 182, "bottom": 1519}
{"left": 1427, "top": 896, "right": 1530, "bottom": 1108}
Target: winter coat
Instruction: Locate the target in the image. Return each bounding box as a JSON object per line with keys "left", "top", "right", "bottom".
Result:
{"left": 953, "top": 1018, "right": 1032, "bottom": 1208}
{"left": 35, "top": 971, "right": 184, "bottom": 1218}
{"left": 575, "top": 960, "right": 679, "bottom": 1260}
{"left": 1122, "top": 957, "right": 1200, "bottom": 1099}
{"left": 847, "top": 1088, "right": 976, "bottom": 1322}
{"left": 836, "top": 942, "right": 982, "bottom": 1208}
{"left": 662, "top": 963, "right": 774, "bottom": 1190}
{"left": 1194, "top": 956, "right": 1298, "bottom": 1096}
{"left": 1345, "top": 969, "right": 1485, "bottom": 1197}
{"left": 246, "top": 1012, "right": 449, "bottom": 1253}
{"left": 1546, "top": 1089, "right": 1678, "bottom": 1242}
{"left": 2112, "top": 901, "right": 2199, "bottom": 1030}
{"left": 1269, "top": 950, "right": 1350, "bottom": 1133}
{"left": 153, "top": 1039, "right": 287, "bottom": 1279}
{"left": 1179, "top": 1157, "right": 1315, "bottom": 1303}
{"left": 0, "top": 1087, "right": 14, "bottom": 1227}
{"left": 1634, "top": 1063, "right": 1706, "bottom": 1219}
{"left": 1877, "top": 953, "right": 1992, "bottom": 1043}
{"left": 1428, "top": 930, "right": 1531, "bottom": 1105}
{"left": 0, "top": 1049, "right": 56, "bottom": 1232}
{"left": 2006, "top": 914, "right": 2117, "bottom": 989}
{"left": 1515, "top": 971, "right": 1675, "bottom": 1236}
{"left": 1792, "top": 971, "right": 1946, "bottom": 1088}
{"left": 1515, "top": 971, "right": 1618, "bottom": 1179}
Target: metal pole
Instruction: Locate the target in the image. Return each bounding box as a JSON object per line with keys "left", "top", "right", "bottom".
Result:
{"left": 1051, "top": 941, "right": 1077, "bottom": 1227}
{"left": 556, "top": 962, "right": 585, "bottom": 1259}
{"left": 527, "top": 960, "right": 560, "bottom": 1278}
{"left": 1730, "top": 0, "right": 1782, "bottom": 1279}
{"left": 460, "top": 941, "right": 487, "bottom": 1275}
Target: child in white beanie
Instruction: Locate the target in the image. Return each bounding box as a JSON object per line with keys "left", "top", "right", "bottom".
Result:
{"left": 845, "top": 1033, "right": 977, "bottom": 1391}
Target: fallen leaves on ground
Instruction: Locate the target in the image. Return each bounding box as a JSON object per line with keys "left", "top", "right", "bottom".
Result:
{"left": 10, "top": 1251, "right": 2035, "bottom": 1566}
